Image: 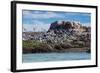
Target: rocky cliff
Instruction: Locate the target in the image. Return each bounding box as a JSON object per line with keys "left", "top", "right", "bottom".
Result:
{"left": 48, "top": 20, "right": 90, "bottom": 33}
{"left": 23, "top": 20, "right": 91, "bottom": 53}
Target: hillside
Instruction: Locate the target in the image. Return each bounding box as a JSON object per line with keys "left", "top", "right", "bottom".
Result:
{"left": 23, "top": 20, "right": 91, "bottom": 53}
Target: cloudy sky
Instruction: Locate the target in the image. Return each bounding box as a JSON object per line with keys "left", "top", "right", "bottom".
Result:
{"left": 22, "top": 10, "right": 91, "bottom": 32}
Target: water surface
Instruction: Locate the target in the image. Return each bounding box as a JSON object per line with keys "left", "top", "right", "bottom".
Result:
{"left": 22, "top": 52, "right": 91, "bottom": 63}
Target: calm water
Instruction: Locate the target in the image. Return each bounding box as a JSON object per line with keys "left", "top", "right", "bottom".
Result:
{"left": 22, "top": 52, "right": 91, "bottom": 63}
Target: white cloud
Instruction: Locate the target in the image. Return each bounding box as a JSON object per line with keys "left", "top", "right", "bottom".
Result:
{"left": 65, "top": 12, "right": 90, "bottom": 17}
{"left": 32, "top": 20, "right": 44, "bottom": 25}
{"left": 23, "top": 20, "right": 50, "bottom": 32}
{"left": 82, "top": 23, "right": 90, "bottom": 26}
{"left": 23, "top": 10, "right": 65, "bottom": 19}
{"left": 23, "top": 10, "right": 31, "bottom": 15}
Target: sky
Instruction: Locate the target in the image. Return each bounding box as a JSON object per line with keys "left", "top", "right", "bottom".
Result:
{"left": 22, "top": 10, "right": 91, "bottom": 32}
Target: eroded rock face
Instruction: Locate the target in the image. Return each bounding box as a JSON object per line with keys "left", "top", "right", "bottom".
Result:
{"left": 48, "top": 21, "right": 91, "bottom": 33}
{"left": 49, "top": 21, "right": 81, "bottom": 31}
{"left": 23, "top": 20, "right": 91, "bottom": 53}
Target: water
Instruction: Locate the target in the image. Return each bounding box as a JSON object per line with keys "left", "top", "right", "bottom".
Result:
{"left": 22, "top": 52, "right": 91, "bottom": 63}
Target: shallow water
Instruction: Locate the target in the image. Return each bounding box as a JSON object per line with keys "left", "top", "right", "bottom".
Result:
{"left": 22, "top": 52, "right": 91, "bottom": 63}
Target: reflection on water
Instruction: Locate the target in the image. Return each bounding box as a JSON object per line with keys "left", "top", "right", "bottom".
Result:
{"left": 22, "top": 52, "right": 91, "bottom": 63}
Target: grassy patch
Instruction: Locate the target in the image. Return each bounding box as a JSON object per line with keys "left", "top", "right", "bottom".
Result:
{"left": 23, "top": 40, "right": 44, "bottom": 49}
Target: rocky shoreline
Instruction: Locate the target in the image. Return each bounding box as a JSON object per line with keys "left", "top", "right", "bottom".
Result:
{"left": 23, "top": 47, "right": 90, "bottom": 54}
{"left": 23, "top": 20, "right": 91, "bottom": 54}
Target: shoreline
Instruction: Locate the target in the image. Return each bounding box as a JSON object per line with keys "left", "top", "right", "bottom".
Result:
{"left": 23, "top": 47, "right": 90, "bottom": 54}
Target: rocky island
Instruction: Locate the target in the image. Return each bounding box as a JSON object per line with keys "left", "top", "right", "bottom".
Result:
{"left": 23, "top": 21, "right": 91, "bottom": 53}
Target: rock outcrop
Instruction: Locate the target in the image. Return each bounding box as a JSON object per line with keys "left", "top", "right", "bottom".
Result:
{"left": 48, "top": 20, "right": 90, "bottom": 33}
{"left": 49, "top": 21, "right": 78, "bottom": 30}
{"left": 23, "top": 20, "right": 91, "bottom": 53}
